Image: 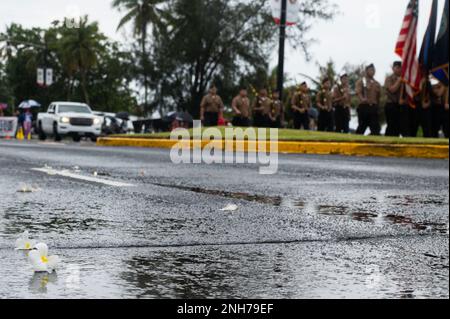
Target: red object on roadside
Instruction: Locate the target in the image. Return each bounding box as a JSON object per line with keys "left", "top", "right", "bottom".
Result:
{"left": 218, "top": 117, "right": 226, "bottom": 126}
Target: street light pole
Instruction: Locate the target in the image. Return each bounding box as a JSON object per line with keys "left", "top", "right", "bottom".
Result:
{"left": 276, "top": 0, "right": 287, "bottom": 101}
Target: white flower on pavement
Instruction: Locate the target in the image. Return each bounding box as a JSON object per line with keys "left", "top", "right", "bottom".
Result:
{"left": 15, "top": 231, "right": 37, "bottom": 251}
{"left": 17, "top": 185, "right": 35, "bottom": 193}
{"left": 28, "top": 243, "right": 61, "bottom": 273}
{"left": 220, "top": 204, "right": 239, "bottom": 212}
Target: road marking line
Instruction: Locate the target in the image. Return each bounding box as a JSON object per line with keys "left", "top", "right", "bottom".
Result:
{"left": 31, "top": 168, "right": 135, "bottom": 187}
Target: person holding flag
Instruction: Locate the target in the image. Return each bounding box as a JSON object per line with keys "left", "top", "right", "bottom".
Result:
{"left": 395, "top": 0, "right": 422, "bottom": 124}
{"left": 430, "top": 0, "right": 449, "bottom": 138}
{"left": 431, "top": 0, "right": 449, "bottom": 86}
{"left": 412, "top": 0, "right": 440, "bottom": 138}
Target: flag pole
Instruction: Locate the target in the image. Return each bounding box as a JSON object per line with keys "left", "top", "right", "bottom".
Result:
{"left": 277, "top": 0, "right": 287, "bottom": 101}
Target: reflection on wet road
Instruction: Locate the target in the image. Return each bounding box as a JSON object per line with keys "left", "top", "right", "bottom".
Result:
{"left": 0, "top": 140, "right": 448, "bottom": 299}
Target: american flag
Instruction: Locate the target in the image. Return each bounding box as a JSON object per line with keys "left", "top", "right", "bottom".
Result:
{"left": 395, "top": 0, "right": 422, "bottom": 107}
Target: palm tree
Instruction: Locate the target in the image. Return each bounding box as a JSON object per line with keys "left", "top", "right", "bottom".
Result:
{"left": 112, "top": 0, "right": 164, "bottom": 113}
{"left": 59, "top": 16, "right": 105, "bottom": 104}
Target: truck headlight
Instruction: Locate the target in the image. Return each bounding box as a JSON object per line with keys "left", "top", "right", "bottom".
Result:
{"left": 93, "top": 118, "right": 101, "bottom": 125}
{"left": 60, "top": 117, "right": 70, "bottom": 124}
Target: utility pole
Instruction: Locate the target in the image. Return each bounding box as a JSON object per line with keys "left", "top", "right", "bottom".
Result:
{"left": 276, "top": 0, "right": 288, "bottom": 126}
{"left": 43, "top": 41, "right": 48, "bottom": 88}
{"left": 276, "top": 0, "right": 287, "bottom": 101}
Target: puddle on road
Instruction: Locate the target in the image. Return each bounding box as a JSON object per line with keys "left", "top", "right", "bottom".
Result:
{"left": 154, "top": 183, "right": 284, "bottom": 206}
{"left": 1, "top": 200, "right": 108, "bottom": 235}
{"left": 317, "top": 205, "right": 348, "bottom": 216}
{"left": 352, "top": 212, "right": 379, "bottom": 222}
{"left": 279, "top": 198, "right": 305, "bottom": 209}
{"left": 385, "top": 215, "right": 449, "bottom": 234}
{"left": 153, "top": 183, "right": 308, "bottom": 210}
{"left": 4, "top": 201, "right": 46, "bottom": 214}
{"left": 316, "top": 204, "right": 448, "bottom": 235}
{"left": 151, "top": 184, "right": 447, "bottom": 235}
{"left": 387, "top": 194, "right": 448, "bottom": 206}
{"left": 2, "top": 213, "right": 108, "bottom": 235}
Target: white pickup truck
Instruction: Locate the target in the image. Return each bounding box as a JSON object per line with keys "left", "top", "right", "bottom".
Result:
{"left": 37, "top": 102, "right": 102, "bottom": 142}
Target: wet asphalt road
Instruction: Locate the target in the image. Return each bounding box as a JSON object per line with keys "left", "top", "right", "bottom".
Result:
{"left": 0, "top": 139, "right": 448, "bottom": 299}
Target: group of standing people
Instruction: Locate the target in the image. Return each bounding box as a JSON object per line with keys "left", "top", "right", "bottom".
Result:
{"left": 199, "top": 62, "right": 449, "bottom": 138}
{"left": 200, "top": 86, "right": 284, "bottom": 129}
{"left": 385, "top": 61, "right": 449, "bottom": 138}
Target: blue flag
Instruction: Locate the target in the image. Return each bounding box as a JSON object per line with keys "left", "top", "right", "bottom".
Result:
{"left": 432, "top": 0, "right": 449, "bottom": 85}
{"left": 419, "top": 0, "right": 438, "bottom": 74}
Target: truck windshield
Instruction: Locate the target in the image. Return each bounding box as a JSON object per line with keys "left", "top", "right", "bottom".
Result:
{"left": 58, "top": 105, "right": 91, "bottom": 114}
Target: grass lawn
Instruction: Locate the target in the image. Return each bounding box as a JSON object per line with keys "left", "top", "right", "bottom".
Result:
{"left": 113, "top": 128, "right": 449, "bottom": 145}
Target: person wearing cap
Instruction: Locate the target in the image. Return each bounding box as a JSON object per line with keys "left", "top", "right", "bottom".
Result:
{"left": 231, "top": 89, "right": 251, "bottom": 127}
{"left": 269, "top": 91, "right": 283, "bottom": 128}
{"left": 355, "top": 64, "right": 382, "bottom": 135}
{"left": 291, "top": 82, "right": 311, "bottom": 130}
{"left": 252, "top": 88, "right": 272, "bottom": 127}
{"left": 200, "top": 85, "right": 224, "bottom": 127}
{"left": 333, "top": 74, "right": 352, "bottom": 133}
{"left": 384, "top": 61, "right": 404, "bottom": 136}
{"left": 317, "top": 78, "right": 334, "bottom": 132}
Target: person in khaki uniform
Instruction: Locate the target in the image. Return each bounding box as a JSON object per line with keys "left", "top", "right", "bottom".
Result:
{"left": 317, "top": 78, "right": 334, "bottom": 132}
{"left": 252, "top": 89, "right": 272, "bottom": 128}
{"left": 231, "top": 89, "right": 251, "bottom": 127}
{"left": 356, "top": 64, "right": 382, "bottom": 135}
{"left": 291, "top": 82, "right": 311, "bottom": 130}
{"left": 384, "top": 61, "right": 404, "bottom": 136}
{"left": 333, "top": 74, "right": 352, "bottom": 133}
{"left": 200, "top": 85, "right": 224, "bottom": 127}
{"left": 269, "top": 91, "right": 282, "bottom": 128}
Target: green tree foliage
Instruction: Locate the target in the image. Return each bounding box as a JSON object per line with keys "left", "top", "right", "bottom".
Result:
{"left": 146, "top": 0, "right": 336, "bottom": 116}
{"left": 0, "top": 60, "right": 13, "bottom": 114}
{"left": 0, "top": 18, "right": 137, "bottom": 113}
{"left": 317, "top": 59, "right": 337, "bottom": 87}
{"left": 1, "top": 0, "right": 336, "bottom": 117}
{"left": 55, "top": 17, "right": 105, "bottom": 104}
{"left": 113, "top": 0, "right": 165, "bottom": 112}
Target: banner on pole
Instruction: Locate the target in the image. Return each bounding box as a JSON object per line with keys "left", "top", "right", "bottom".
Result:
{"left": 46, "top": 68, "right": 53, "bottom": 86}
{"left": 37, "top": 68, "right": 53, "bottom": 87}
{"left": 271, "top": 0, "right": 300, "bottom": 26}
{"left": 0, "top": 117, "right": 18, "bottom": 138}
{"left": 37, "top": 68, "right": 45, "bottom": 86}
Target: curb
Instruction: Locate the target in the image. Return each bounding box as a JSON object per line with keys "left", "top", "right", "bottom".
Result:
{"left": 96, "top": 137, "right": 449, "bottom": 159}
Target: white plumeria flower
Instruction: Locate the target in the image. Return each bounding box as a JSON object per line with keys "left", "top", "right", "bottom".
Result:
{"left": 15, "top": 231, "right": 37, "bottom": 251}
{"left": 28, "top": 243, "right": 61, "bottom": 273}
{"left": 220, "top": 204, "right": 239, "bottom": 212}
{"left": 17, "top": 185, "right": 34, "bottom": 193}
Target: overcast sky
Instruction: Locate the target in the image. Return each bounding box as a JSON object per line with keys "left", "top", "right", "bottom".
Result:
{"left": 1, "top": 0, "right": 446, "bottom": 86}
